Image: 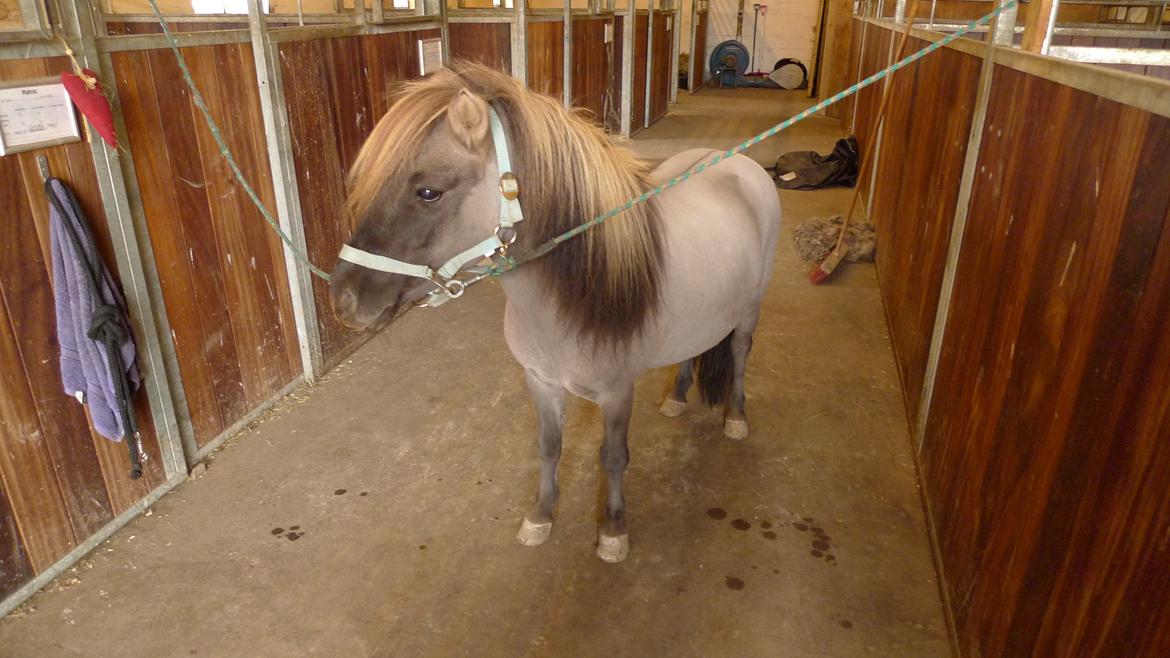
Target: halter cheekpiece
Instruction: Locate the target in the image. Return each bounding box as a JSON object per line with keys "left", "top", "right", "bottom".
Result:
{"left": 336, "top": 106, "right": 523, "bottom": 307}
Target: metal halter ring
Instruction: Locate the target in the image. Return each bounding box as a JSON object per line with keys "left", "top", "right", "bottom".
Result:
{"left": 442, "top": 279, "right": 466, "bottom": 299}
{"left": 495, "top": 225, "right": 518, "bottom": 245}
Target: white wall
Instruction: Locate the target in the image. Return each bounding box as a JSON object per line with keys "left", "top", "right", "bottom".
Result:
{"left": 706, "top": 0, "right": 820, "bottom": 75}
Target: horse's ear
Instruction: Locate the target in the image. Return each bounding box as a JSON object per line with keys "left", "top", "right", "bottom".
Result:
{"left": 446, "top": 89, "right": 490, "bottom": 151}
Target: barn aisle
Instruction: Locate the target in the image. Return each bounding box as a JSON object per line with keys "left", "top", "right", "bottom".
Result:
{"left": 0, "top": 89, "right": 950, "bottom": 657}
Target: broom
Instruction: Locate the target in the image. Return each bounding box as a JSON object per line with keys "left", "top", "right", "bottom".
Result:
{"left": 809, "top": 0, "right": 921, "bottom": 285}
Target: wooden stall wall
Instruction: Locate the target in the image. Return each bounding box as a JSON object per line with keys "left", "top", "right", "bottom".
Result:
{"left": 851, "top": 24, "right": 891, "bottom": 192}
{"left": 280, "top": 29, "right": 440, "bottom": 364}
{"left": 866, "top": 39, "right": 981, "bottom": 422}
{"left": 448, "top": 22, "right": 512, "bottom": 73}
{"left": 527, "top": 20, "right": 565, "bottom": 99}
{"left": 571, "top": 17, "right": 615, "bottom": 125}
{"left": 111, "top": 43, "right": 302, "bottom": 448}
{"left": 632, "top": 13, "right": 649, "bottom": 130}
{"left": 648, "top": 11, "right": 672, "bottom": 123}
{"left": 0, "top": 58, "right": 170, "bottom": 602}
{"left": 693, "top": 8, "right": 707, "bottom": 88}
{"left": 613, "top": 13, "right": 626, "bottom": 133}
{"left": 921, "top": 65, "right": 1170, "bottom": 658}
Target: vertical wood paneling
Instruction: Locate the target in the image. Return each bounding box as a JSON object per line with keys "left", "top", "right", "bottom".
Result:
{"left": 693, "top": 10, "right": 708, "bottom": 89}
{"left": 852, "top": 26, "right": 891, "bottom": 192}
{"left": 920, "top": 65, "right": 1170, "bottom": 657}
{"left": 280, "top": 30, "right": 439, "bottom": 364}
{"left": 868, "top": 40, "right": 981, "bottom": 422}
{"left": 112, "top": 42, "right": 301, "bottom": 448}
{"left": 632, "top": 13, "right": 649, "bottom": 132}
{"left": 649, "top": 11, "right": 671, "bottom": 124}
{"left": 614, "top": 14, "right": 626, "bottom": 133}
{"left": 0, "top": 56, "right": 169, "bottom": 600}
{"left": 570, "top": 17, "right": 613, "bottom": 125}
{"left": 527, "top": 20, "right": 564, "bottom": 100}
{"left": 448, "top": 23, "right": 512, "bottom": 74}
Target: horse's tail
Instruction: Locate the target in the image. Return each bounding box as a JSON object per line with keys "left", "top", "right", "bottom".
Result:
{"left": 695, "top": 331, "right": 735, "bottom": 407}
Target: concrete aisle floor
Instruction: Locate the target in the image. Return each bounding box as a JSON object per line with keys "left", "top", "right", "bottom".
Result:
{"left": 0, "top": 89, "right": 950, "bottom": 657}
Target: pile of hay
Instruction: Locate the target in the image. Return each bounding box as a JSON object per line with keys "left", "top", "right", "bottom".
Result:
{"left": 792, "top": 215, "right": 876, "bottom": 263}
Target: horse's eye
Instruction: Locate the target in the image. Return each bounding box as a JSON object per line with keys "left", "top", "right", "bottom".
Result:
{"left": 417, "top": 188, "right": 442, "bottom": 202}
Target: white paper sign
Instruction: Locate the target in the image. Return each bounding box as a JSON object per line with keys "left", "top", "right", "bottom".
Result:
{"left": 418, "top": 38, "right": 444, "bottom": 77}
{"left": 0, "top": 78, "right": 81, "bottom": 156}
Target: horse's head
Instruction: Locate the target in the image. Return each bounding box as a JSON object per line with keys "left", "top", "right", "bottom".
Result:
{"left": 330, "top": 81, "right": 503, "bottom": 331}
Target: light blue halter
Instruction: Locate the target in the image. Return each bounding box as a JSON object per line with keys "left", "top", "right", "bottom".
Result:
{"left": 336, "top": 106, "right": 523, "bottom": 307}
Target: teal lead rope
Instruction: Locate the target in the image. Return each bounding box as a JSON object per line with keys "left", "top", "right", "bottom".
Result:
{"left": 145, "top": 0, "right": 1015, "bottom": 283}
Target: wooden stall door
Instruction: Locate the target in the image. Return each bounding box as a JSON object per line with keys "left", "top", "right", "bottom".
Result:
{"left": 448, "top": 23, "right": 512, "bottom": 74}
{"left": 571, "top": 17, "right": 615, "bottom": 125}
{"left": 527, "top": 20, "right": 565, "bottom": 100}
{"left": 280, "top": 30, "right": 440, "bottom": 365}
{"left": 693, "top": 9, "right": 708, "bottom": 90}
{"left": 649, "top": 11, "right": 672, "bottom": 123}
{"left": 0, "top": 58, "right": 170, "bottom": 602}
{"left": 633, "top": 13, "right": 649, "bottom": 131}
{"left": 112, "top": 43, "right": 302, "bottom": 449}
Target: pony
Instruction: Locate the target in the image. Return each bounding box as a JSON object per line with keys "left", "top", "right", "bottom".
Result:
{"left": 329, "top": 62, "right": 780, "bottom": 563}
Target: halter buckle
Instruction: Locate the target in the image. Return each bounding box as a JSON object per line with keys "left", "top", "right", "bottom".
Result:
{"left": 499, "top": 172, "right": 520, "bottom": 201}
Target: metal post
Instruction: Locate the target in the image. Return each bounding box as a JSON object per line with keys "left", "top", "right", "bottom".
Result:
{"left": 894, "top": 0, "right": 906, "bottom": 22}
{"left": 916, "top": 0, "right": 1005, "bottom": 449}
{"left": 645, "top": 0, "right": 654, "bottom": 128}
{"left": 620, "top": 0, "right": 635, "bottom": 136}
{"left": 992, "top": 0, "right": 1016, "bottom": 45}
{"left": 564, "top": 0, "right": 574, "bottom": 108}
{"left": 428, "top": 0, "right": 450, "bottom": 62}
{"left": 513, "top": 0, "right": 528, "bottom": 85}
{"left": 60, "top": 0, "right": 189, "bottom": 473}
{"left": 247, "top": 0, "right": 325, "bottom": 384}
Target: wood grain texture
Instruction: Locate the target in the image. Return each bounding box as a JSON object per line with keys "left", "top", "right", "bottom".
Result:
{"left": 279, "top": 30, "right": 439, "bottom": 364}
{"left": 448, "top": 23, "right": 512, "bottom": 74}
{"left": 613, "top": 14, "right": 625, "bottom": 133}
{"left": 570, "top": 17, "right": 613, "bottom": 125}
{"left": 649, "top": 11, "right": 671, "bottom": 124}
{"left": 632, "top": 13, "right": 648, "bottom": 132}
{"left": 526, "top": 20, "right": 564, "bottom": 100}
{"left": 920, "top": 65, "right": 1170, "bottom": 657}
{"left": 0, "top": 57, "right": 168, "bottom": 599}
{"left": 852, "top": 26, "right": 891, "bottom": 192}
{"left": 693, "top": 10, "right": 708, "bottom": 89}
{"left": 111, "top": 42, "right": 301, "bottom": 448}
{"left": 868, "top": 39, "right": 981, "bottom": 423}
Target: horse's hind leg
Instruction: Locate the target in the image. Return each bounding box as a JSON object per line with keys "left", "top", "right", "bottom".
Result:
{"left": 659, "top": 359, "right": 693, "bottom": 417}
{"left": 597, "top": 383, "right": 635, "bottom": 563}
{"left": 723, "top": 323, "right": 756, "bottom": 440}
{"left": 517, "top": 371, "right": 566, "bottom": 547}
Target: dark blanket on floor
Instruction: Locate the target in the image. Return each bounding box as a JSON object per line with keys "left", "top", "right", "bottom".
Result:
{"left": 770, "top": 137, "right": 859, "bottom": 190}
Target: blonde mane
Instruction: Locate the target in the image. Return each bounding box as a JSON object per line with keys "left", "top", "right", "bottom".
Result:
{"left": 346, "top": 62, "right": 664, "bottom": 345}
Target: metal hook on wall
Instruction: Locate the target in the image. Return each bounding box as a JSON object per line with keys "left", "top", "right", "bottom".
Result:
{"left": 37, "top": 155, "right": 52, "bottom": 183}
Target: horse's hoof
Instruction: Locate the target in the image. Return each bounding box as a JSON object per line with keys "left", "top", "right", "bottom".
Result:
{"left": 516, "top": 518, "right": 553, "bottom": 546}
{"left": 723, "top": 418, "right": 749, "bottom": 440}
{"left": 596, "top": 533, "right": 630, "bottom": 563}
{"left": 659, "top": 398, "right": 687, "bottom": 417}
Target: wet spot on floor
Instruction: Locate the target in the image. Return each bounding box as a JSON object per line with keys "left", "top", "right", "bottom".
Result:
{"left": 334, "top": 489, "right": 347, "bottom": 495}
{"left": 840, "top": 620, "right": 853, "bottom": 629}
{"left": 731, "top": 518, "right": 751, "bottom": 531}
{"left": 771, "top": 568, "right": 780, "bottom": 574}
{"left": 289, "top": 526, "right": 300, "bottom": 531}
{"left": 762, "top": 531, "right": 777, "bottom": 540}
{"left": 286, "top": 532, "right": 303, "bottom": 541}
{"left": 794, "top": 523, "right": 809, "bottom": 532}
{"left": 802, "top": 517, "right": 814, "bottom": 523}
{"left": 813, "top": 539, "right": 830, "bottom": 551}
{"left": 812, "top": 527, "right": 824, "bottom": 534}
{"left": 811, "top": 549, "right": 823, "bottom": 558}
{"left": 826, "top": 554, "right": 835, "bottom": 562}
{"left": 360, "top": 491, "right": 368, "bottom": 497}
{"left": 271, "top": 527, "right": 283, "bottom": 535}
{"left": 725, "top": 576, "right": 745, "bottom": 591}
{"left": 706, "top": 507, "right": 727, "bottom": 520}
{"left": 419, "top": 545, "right": 427, "bottom": 550}
{"left": 760, "top": 521, "right": 773, "bottom": 529}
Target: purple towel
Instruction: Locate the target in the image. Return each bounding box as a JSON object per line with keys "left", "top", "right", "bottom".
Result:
{"left": 49, "top": 179, "right": 140, "bottom": 441}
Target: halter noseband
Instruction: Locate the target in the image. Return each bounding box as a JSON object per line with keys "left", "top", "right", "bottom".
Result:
{"left": 336, "top": 106, "right": 523, "bottom": 307}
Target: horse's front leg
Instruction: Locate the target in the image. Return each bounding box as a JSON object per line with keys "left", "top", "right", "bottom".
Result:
{"left": 516, "top": 371, "right": 566, "bottom": 547}
{"left": 597, "top": 383, "right": 634, "bottom": 563}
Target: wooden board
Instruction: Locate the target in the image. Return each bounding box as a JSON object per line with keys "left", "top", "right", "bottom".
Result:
{"left": 527, "top": 20, "right": 564, "bottom": 100}
{"left": 648, "top": 11, "right": 672, "bottom": 124}
{"left": 632, "top": 13, "right": 649, "bottom": 132}
{"left": 111, "top": 43, "right": 301, "bottom": 448}
{"left": 693, "top": 10, "right": 708, "bottom": 90}
{"left": 570, "top": 17, "right": 613, "bottom": 125}
{"left": 448, "top": 23, "right": 512, "bottom": 74}
{"left": 920, "top": 65, "right": 1170, "bottom": 657}
{"left": 868, "top": 39, "right": 982, "bottom": 423}
{"left": 279, "top": 30, "right": 439, "bottom": 364}
{"left": 0, "top": 57, "right": 169, "bottom": 600}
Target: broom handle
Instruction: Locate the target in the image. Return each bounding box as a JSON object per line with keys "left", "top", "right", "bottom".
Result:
{"left": 834, "top": 0, "right": 921, "bottom": 254}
